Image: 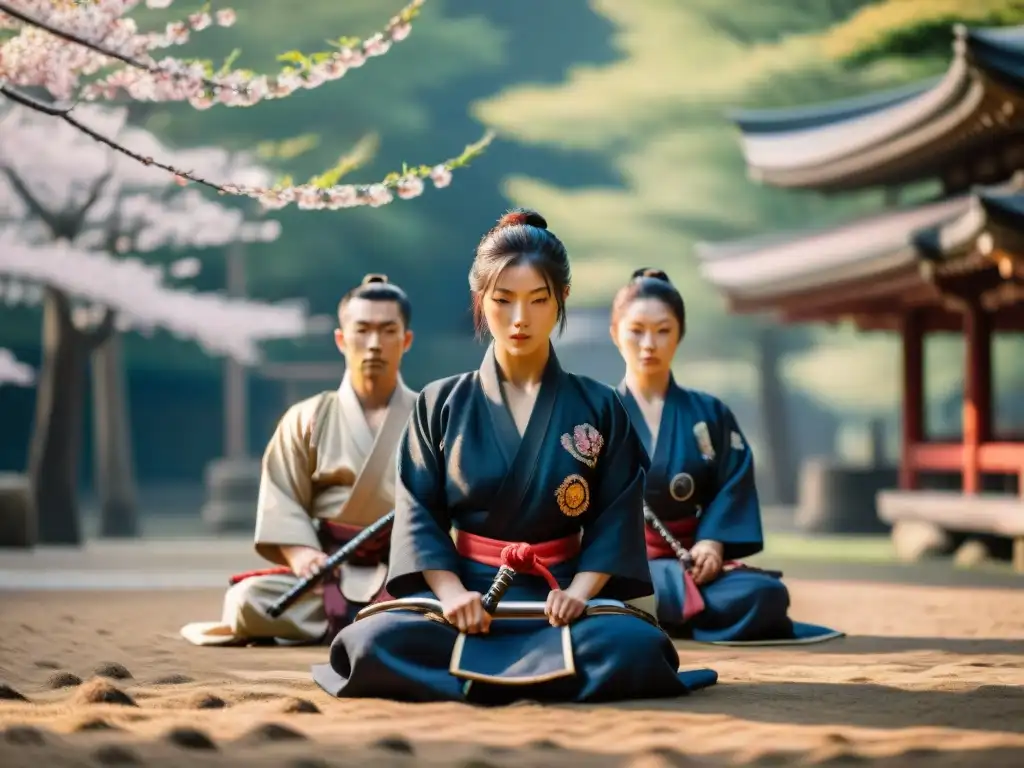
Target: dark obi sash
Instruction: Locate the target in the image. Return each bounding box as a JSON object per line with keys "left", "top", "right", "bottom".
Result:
{"left": 447, "top": 530, "right": 582, "bottom": 686}
{"left": 229, "top": 521, "right": 392, "bottom": 640}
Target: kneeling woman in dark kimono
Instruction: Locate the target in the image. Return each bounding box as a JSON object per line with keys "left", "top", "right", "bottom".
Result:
{"left": 610, "top": 269, "right": 843, "bottom": 646}
{"left": 311, "top": 211, "right": 719, "bottom": 704}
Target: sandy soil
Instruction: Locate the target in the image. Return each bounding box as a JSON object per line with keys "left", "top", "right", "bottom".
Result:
{"left": 1, "top": 579, "right": 1023, "bottom": 767}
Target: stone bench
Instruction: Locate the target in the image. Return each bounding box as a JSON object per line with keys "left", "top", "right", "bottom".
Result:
{"left": 877, "top": 489, "right": 1024, "bottom": 572}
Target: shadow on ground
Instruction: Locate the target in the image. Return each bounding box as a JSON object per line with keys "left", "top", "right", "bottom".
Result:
{"left": 630, "top": 680, "right": 1024, "bottom": 734}
{"left": 2, "top": 729, "right": 1024, "bottom": 767}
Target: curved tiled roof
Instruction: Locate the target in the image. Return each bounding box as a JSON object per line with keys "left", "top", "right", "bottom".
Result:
{"left": 695, "top": 177, "right": 1023, "bottom": 307}
{"left": 726, "top": 25, "right": 1024, "bottom": 191}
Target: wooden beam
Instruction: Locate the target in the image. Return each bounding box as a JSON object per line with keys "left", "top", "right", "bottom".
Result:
{"left": 900, "top": 311, "right": 925, "bottom": 490}
{"left": 978, "top": 442, "right": 1024, "bottom": 473}
{"left": 934, "top": 263, "right": 1012, "bottom": 299}
{"left": 907, "top": 441, "right": 1024, "bottom": 475}
{"left": 994, "top": 302, "right": 1024, "bottom": 330}
{"left": 783, "top": 298, "right": 901, "bottom": 324}
{"left": 962, "top": 301, "right": 993, "bottom": 494}
{"left": 840, "top": 306, "right": 962, "bottom": 332}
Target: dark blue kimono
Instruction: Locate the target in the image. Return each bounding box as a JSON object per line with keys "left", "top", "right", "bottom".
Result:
{"left": 618, "top": 378, "right": 842, "bottom": 646}
{"left": 310, "top": 345, "right": 718, "bottom": 703}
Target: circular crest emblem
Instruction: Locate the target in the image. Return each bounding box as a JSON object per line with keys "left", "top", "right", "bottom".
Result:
{"left": 669, "top": 472, "right": 695, "bottom": 502}
{"left": 555, "top": 473, "right": 590, "bottom": 517}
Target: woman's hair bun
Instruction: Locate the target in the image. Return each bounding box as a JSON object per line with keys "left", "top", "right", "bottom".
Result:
{"left": 361, "top": 273, "right": 389, "bottom": 285}
{"left": 630, "top": 267, "right": 671, "bottom": 284}
{"left": 497, "top": 208, "right": 548, "bottom": 231}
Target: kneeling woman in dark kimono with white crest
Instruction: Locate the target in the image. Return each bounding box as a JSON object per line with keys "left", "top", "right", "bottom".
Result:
{"left": 311, "top": 210, "right": 719, "bottom": 704}
{"left": 611, "top": 268, "right": 843, "bottom": 646}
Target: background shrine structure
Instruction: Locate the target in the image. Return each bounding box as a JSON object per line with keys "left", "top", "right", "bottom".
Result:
{"left": 695, "top": 24, "right": 1024, "bottom": 571}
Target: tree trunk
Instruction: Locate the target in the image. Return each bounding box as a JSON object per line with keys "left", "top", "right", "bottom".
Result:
{"left": 28, "top": 289, "right": 89, "bottom": 544}
{"left": 92, "top": 331, "right": 139, "bottom": 537}
{"left": 756, "top": 326, "right": 797, "bottom": 505}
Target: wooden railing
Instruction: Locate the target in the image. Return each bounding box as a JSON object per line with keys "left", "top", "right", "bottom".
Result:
{"left": 906, "top": 442, "right": 1024, "bottom": 474}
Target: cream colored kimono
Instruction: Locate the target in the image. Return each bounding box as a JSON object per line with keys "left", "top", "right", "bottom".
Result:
{"left": 180, "top": 375, "right": 417, "bottom": 646}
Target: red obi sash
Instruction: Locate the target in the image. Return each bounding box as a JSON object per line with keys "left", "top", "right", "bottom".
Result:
{"left": 644, "top": 517, "right": 697, "bottom": 559}
{"left": 454, "top": 530, "right": 580, "bottom": 591}
{"left": 228, "top": 521, "right": 388, "bottom": 586}
{"left": 643, "top": 516, "right": 704, "bottom": 621}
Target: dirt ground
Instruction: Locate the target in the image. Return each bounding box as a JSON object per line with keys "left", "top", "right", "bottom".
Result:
{"left": 1, "top": 577, "right": 1023, "bottom": 767}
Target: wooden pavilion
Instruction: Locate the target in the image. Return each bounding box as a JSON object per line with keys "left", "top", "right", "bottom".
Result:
{"left": 695, "top": 24, "right": 1024, "bottom": 570}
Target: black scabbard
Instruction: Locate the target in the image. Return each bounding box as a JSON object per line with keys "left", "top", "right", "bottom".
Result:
{"left": 266, "top": 510, "right": 395, "bottom": 619}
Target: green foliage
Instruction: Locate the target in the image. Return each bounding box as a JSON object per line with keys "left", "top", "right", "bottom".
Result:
{"left": 304, "top": 133, "right": 378, "bottom": 187}
{"left": 818, "top": 0, "right": 1024, "bottom": 65}
{"left": 476, "top": 0, "right": 887, "bottom": 360}
{"left": 376, "top": 128, "right": 493, "bottom": 186}
{"left": 255, "top": 133, "right": 323, "bottom": 161}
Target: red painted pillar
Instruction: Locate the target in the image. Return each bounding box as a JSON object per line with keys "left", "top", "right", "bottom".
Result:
{"left": 900, "top": 311, "right": 925, "bottom": 490}
{"left": 962, "top": 301, "right": 992, "bottom": 494}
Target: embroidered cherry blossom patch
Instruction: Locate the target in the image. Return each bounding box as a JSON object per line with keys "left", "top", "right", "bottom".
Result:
{"left": 560, "top": 423, "right": 604, "bottom": 468}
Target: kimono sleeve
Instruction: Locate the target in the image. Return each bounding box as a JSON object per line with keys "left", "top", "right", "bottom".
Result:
{"left": 577, "top": 391, "right": 655, "bottom": 602}
{"left": 696, "top": 401, "right": 764, "bottom": 560}
{"left": 386, "top": 385, "right": 460, "bottom": 597}
{"left": 253, "top": 397, "right": 323, "bottom": 565}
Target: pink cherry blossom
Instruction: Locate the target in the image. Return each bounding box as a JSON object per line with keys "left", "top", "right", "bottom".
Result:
{"left": 396, "top": 175, "right": 425, "bottom": 200}
{"left": 0, "top": 100, "right": 302, "bottom": 364}
{"left": 214, "top": 8, "right": 236, "bottom": 27}
{"left": 0, "top": 0, "right": 492, "bottom": 211}
{"left": 0, "top": 348, "right": 35, "bottom": 387}
{"left": 430, "top": 164, "right": 453, "bottom": 188}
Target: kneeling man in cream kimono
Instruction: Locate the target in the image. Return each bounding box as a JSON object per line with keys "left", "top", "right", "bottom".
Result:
{"left": 181, "top": 274, "right": 418, "bottom": 647}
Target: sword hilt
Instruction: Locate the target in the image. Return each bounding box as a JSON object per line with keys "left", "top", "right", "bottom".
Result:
{"left": 480, "top": 565, "right": 516, "bottom": 614}
{"left": 266, "top": 510, "right": 395, "bottom": 618}
{"left": 643, "top": 505, "right": 694, "bottom": 570}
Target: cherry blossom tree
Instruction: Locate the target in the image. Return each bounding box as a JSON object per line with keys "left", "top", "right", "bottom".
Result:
{"left": 0, "top": 98, "right": 313, "bottom": 544}
{"left": 0, "top": 347, "right": 34, "bottom": 387}
{"left": 0, "top": 0, "right": 492, "bottom": 207}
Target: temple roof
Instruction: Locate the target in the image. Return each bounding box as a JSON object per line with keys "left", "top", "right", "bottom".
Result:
{"left": 695, "top": 177, "right": 1024, "bottom": 313}
{"left": 914, "top": 183, "right": 1024, "bottom": 259}
{"left": 695, "top": 196, "right": 971, "bottom": 303}
{"left": 728, "top": 25, "right": 1024, "bottom": 192}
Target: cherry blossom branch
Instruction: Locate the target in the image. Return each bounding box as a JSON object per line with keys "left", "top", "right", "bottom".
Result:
{"left": 1, "top": 84, "right": 495, "bottom": 209}
{"left": 82, "top": 0, "right": 423, "bottom": 108}
{"left": 263, "top": 129, "right": 496, "bottom": 211}
{"left": 0, "top": 0, "right": 236, "bottom": 96}
{"left": 0, "top": 84, "right": 227, "bottom": 193}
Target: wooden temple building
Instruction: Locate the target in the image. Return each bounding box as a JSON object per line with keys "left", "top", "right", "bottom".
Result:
{"left": 694, "top": 24, "right": 1024, "bottom": 569}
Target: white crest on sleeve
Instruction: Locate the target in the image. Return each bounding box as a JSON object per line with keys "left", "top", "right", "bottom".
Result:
{"left": 693, "top": 421, "right": 715, "bottom": 461}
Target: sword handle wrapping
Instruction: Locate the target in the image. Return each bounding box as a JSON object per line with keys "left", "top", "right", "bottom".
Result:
{"left": 480, "top": 565, "right": 516, "bottom": 614}
{"left": 643, "top": 506, "right": 694, "bottom": 570}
